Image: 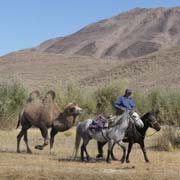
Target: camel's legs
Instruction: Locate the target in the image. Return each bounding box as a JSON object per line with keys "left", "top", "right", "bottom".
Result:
{"left": 23, "top": 128, "right": 32, "bottom": 153}
{"left": 17, "top": 124, "right": 31, "bottom": 153}
{"left": 35, "top": 123, "right": 48, "bottom": 150}
{"left": 50, "top": 127, "right": 58, "bottom": 154}
{"left": 17, "top": 129, "right": 24, "bottom": 153}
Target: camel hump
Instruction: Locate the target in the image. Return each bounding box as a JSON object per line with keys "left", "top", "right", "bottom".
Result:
{"left": 27, "top": 90, "right": 41, "bottom": 102}
{"left": 46, "top": 90, "right": 56, "bottom": 100}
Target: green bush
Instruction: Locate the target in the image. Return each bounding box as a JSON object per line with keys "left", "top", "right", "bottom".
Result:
{"left": 55, "top": 80, "right": 97, "bottom": 121}
{"left": 0, "top": 79, "right": 28, "bottom": 128}
{"left": 1, "top": 78, "right": 180, "bottom": 129}
{"left": 94, "top": 80, "right": 128, "bottom": 115}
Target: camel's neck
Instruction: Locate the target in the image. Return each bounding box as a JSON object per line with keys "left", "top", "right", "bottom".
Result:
{"left": 60, "top": 113, "right": 78, "bottom": 130}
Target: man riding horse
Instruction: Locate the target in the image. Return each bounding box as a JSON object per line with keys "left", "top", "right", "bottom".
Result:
{"left": 114, "top": 88, "right": 136, "bottom": 114}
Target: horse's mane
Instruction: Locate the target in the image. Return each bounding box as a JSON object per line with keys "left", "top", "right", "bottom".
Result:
{"left": 112, "top": 112, "right": 128, "bottom": 126}
{"left": 141, "top": 112, "right": 153, "bottom": 121}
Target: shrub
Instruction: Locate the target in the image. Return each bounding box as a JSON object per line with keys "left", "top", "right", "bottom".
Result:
{"left": 0, "top": 79, "right": 28, "bottom": 129}
{"left": 94, "top": 80, "right": 128, "bottom": 115}
{"left": 155, "top": 126, "right": 180, "bottom": 151}
{"left": 55, "top": 80, "right": 97, "bottom": 121}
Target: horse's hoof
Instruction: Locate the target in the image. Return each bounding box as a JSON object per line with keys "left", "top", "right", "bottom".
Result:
{"left": 106, "top": 160, "right": 111, "bottom": 164}
{"left": 121, "top": 159, "right": 125, "bottom": 164}
{"left": 35, "top": 145, "right": 43, "bottom": 150}
{"left": 145, "top": 160, "right": 150, "bottom": 163}
{"left": 96, "top": 154, "right": 103, "bottom": 159}
{"left": 27, "top": 150, "right": 32, "bottom": 154}
{"left": 16, "top": 150, "right": 20, "bottom": 153}
{"left": 112, "top": 157, "right": 117, "bottom": 161}
{"left": 87, "top": 157, "right": 90, "bottom": 162}
{"left": 126, "top": 160, "right": 130, "bottom": 163}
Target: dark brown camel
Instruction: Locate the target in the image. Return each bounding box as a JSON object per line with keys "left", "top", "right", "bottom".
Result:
{"left": 16, "top": 90, "right": 60, "bottom": 153}
{"left": 49, "top": 103, "right": 83, "bottom": 154}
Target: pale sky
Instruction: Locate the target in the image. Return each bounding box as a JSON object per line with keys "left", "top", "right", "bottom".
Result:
{"left": 0, "top": 0, "right": 180, "bottom": 55}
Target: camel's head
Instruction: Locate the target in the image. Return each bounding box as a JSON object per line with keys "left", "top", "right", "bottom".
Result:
{"left": 64, "top": 103, "right": 83, "bottom": 116}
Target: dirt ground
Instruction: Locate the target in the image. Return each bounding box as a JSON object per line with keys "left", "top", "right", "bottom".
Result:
{"left": 0, "top": 128, "right": 180, "bottom": 180}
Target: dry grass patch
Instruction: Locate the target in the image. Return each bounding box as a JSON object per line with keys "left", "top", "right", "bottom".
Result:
{"left": 0, "top": 128, "right": 180, "bottom": 180}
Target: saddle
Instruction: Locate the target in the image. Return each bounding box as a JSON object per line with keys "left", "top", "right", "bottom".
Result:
{"left": 88, "top": 114, "right": 111, "bottom": 134}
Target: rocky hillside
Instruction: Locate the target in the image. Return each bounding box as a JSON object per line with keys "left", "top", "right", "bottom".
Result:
{"left": 33, "top": 7, "right": 180, "bottom": 59}
{"left": 1, "top": 7, "right": 180, "bottom": 90}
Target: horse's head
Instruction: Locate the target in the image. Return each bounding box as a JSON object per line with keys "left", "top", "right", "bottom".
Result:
{"left": 129, "top": 111, "right": 144, "bottom": 128}
{"left": 64, "top": 103, "right": 83, "bottom": 116}
{"left": 144, "top": 112, "right": 161, "bottom": 131}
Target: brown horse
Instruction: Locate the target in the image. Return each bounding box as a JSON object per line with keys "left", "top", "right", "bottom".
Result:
{"left": 49, "top": 103, "right": 83, "bottom": 153}
{"left": 16, "top": 90, "right": 60, "bottom": 153}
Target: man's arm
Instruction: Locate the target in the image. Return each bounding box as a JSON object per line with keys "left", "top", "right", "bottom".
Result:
{"left": 130, "top": 98, "right": 136, "bottom": 110}
{"left": 114, "top": 97, "right": 123, "bottom": 109}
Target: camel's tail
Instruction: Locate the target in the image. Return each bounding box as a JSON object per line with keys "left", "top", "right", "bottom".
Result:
{"left": 16, "top": 110, "right": 23, "bottom": 129}
{"left": 16, "top": 114, "right": 21, "bottom": 129}
{"left": 74, "top": 125, "right": 82, "bottom": 158}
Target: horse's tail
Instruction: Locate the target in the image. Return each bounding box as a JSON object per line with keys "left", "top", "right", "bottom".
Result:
{"left": 74, "top": 124, "right": 82, "bottom": 158}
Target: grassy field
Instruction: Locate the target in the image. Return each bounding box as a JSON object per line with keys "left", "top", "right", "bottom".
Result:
{"left": 0, "top": 127, "right": 180, "bottom": 180}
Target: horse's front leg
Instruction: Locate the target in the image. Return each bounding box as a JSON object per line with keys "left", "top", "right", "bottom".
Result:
{"left": 118, "top": 140, "right": 126, "bottom": 163}
{"left": 140, "top": 142, "right": 149, "bottom": 163}
{"left": 126, "top": 143, "right": 133, "bottom": 163}
{"left": 111, "top": 143, "right": 117, "bottom": 160}
{"left": 106, "top": 140, "right": 114, "bottom": 163}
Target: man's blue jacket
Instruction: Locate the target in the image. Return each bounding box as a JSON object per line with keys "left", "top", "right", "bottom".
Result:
{"left": 114, "top": 96, "right": 135, "bottom": 111}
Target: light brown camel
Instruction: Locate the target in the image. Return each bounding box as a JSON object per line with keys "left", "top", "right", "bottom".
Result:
{"left": 16, "top": 90, "right": 60, "bottom": 153}
{"left": 49, "top": 103, "right": 83, "bottom": 153}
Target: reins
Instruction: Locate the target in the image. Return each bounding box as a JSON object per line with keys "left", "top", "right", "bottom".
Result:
{"left": 146, "top": 131, "right": 157, "bottom": 137}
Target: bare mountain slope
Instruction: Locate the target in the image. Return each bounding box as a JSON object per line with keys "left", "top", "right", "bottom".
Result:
{"left": 1, "top": 46, "right": 180, "bottom": 90}
{"left": 34, "top": 7, "right": 180, "bottom": 59}
{"left": 81, "top": 46, "right": 180, "bottom": 89}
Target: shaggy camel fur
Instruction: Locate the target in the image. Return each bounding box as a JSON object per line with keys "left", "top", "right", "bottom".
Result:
{"left": 16, "top": 90, "right": 60, "bottom": 153}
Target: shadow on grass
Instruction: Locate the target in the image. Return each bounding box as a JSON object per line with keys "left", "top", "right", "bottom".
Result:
{"left": 57, "top": 156, "right": 105, "bottom": 163}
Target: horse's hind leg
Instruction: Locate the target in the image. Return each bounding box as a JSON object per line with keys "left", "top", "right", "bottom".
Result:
{"left": 50, "top": 127, "right": 58, "bottom": 154}
{"left": 81, "top": 138, "right": 90, "bottom": 162}
{"left": 118, "top": 140, "right": 126, "bottom": 163}
{"left": 84, "top": 144, "right": 90, "bottom": 161}
{"left": 81, "top": 144, "right": 85, "bottom": 162}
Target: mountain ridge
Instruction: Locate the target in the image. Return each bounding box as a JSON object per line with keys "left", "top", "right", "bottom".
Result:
{"left": 30, "top": 7, "right": 180, "bottom": 59}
